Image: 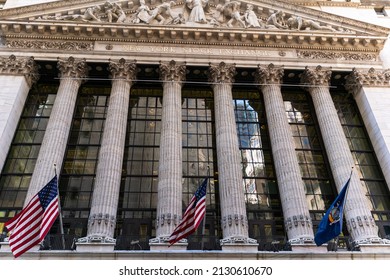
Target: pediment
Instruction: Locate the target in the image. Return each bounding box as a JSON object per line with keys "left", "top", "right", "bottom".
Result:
{"left": 0, "top": 0, "right": 388, "bottom": 55}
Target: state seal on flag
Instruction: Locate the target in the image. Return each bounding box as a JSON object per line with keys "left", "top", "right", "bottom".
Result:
{"left": 328, "top": 202, "right": 341, "bottom": 225}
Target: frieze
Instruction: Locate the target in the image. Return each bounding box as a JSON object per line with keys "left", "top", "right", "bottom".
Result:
{"left": 6, "top": 40, "right": 94, "bottom": 51}
{"left": 96, "top": 42, "right": 294, "bottom": 57}
{"left": 35, "top": 0, "right": 354, "bottom": 33}
{"left": 297, "top": 50, "right": 378, "bottom": 61}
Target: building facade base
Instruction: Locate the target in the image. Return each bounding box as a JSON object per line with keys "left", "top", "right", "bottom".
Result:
{"left": 291, "top": 243, "right": 328, "bottom": 253}
{"left": 75, "top": 242, "right": 115, "bottom": 252}
{"left": 359, "top": 244, "right": 390, "bottom": 253}
{"left": 0, "top": 241, "right": 41, "bottom": 253}
{"left": 221, "top": 243, "right": 259, "bottom": 252}
{"left": 149, "top": 242, "right": 188, "bottom": 251}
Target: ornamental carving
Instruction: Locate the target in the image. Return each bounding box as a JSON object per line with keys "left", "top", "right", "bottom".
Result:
{"left": 6, "top": 40, "right": 94, "bottom": 51}
{"left": 255, "top": 63, "right": 284, "bottom": 86}
{"left": 57, "top": 56, "right": 89, "bottom": 82}
{"left": 155, "top": 212, "right": 179, "bottom": 228}
{"left": 159, "top": 60, "right": 186, "bottom": 82}
{"left": 36, "top": 0, "right": 352, "bottom": 32}
{"left": 0, "top": 55, "right": 40, "bottom": 86}
{"left": 344, "top": 68, "right": 390, "bottom": 94}
{"left": 108, "top": 58, "right": 137, "bottom": 82}
{"left": 208, "top": 62, "right": 236, "bottom": 84}
{"left": 301, "top": 65, "right": 332, "bottom": 88}
{"left": 297, "top": 51, "right": 377, "bottom": 61}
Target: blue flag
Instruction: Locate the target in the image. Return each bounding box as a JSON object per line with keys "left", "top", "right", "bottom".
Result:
{"left": 314, "top": 175, "right": 351, "bottom": 246}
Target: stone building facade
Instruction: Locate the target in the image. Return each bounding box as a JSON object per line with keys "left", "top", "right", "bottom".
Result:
{"left": 0, "top": 0, "right": 389, "bottom": 259}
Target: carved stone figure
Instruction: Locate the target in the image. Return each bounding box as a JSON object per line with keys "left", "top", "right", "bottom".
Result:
{"left": 266, "top": 10, "right": 287, "bottom": 29}
{"left": 148, "top": 1, "right": 177, "bottom": 24}
{"left": 114, "top": 3, "right": 127, "bottom": 23}
{"left": 244, "top": 4, "right": 263, "bottom": 28}
{"left": 185, "top": 0, "right": 209, "bottom": 23}
{"left": 220, "top": 0, "right": 246, "bottom": 28}
{"left": 133, "top": 0, "right": 151, "bottom": 23}
{"left": 67, "top": 5, "right": 102, "bottom": 22}
{"left": 287, "top": 15, "right": 336, "bottom": 32}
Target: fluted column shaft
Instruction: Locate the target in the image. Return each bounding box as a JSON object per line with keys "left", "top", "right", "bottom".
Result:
{"left": 86, "top": 59, "right": 137, "bottom": 241}
{"left": 302, "top": 66, "right": 380, "bottom": 244}
{"left": 153, "top": 61, "right": 186, "bottom": 242}
{"left": 255, "top": 64, "right": 314, "bottom": 243}
{"left": 345, "top": 68, "right": 390, "bottom": 190}
{"left": 0, "top": 55, "right": 39, "bottom": 173}
{"left": 26, "top": 57, "right": 87, "bottom": 203}
{"left": 208, "top": 62, "right": 255, "bottom": 245}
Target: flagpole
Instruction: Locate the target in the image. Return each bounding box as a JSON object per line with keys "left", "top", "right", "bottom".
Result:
{"left": 54, "top": 164, "right": 66, "bottom": 250}
{"left": 344, "top": 167, "right": 354, "bottom": 207}
{"left": 201, "top": 166, "right": 210, "bottom": 251}
{"left": 332, "top": 166, "right": 354, "bottom": 250}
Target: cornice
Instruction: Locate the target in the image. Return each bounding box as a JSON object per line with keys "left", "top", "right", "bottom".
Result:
{"left": 0, "top": 20, "right": 385, "bottom": 53}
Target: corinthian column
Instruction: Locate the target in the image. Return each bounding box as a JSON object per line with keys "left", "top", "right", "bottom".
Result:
{"left": 26, "top": 57, "right": 87, "bottom": 202}
{"left": 208, "top": 62, "right": 257, "bottom": 251}
{"left": 78, "top": 59, "right": 137, "bottom": 248}
{"left": 149, "top": 60, "right": 186, "bottom": 250}
{"left": 345, "top": 68, "right": 390, "bottom": 190}
{"left": 255, "top": 64, "right": 314, "bottom": 245}
{"left": 0, "top": 55, "right": 39, "bottom": 173}
{"left": 301, "top": 66, "right": 384, "bottom": 246}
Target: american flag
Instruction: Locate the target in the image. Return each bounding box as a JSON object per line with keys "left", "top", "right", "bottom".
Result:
{"left": 5, "top": 176, "right": 59, "bottom": 258}
{"left": 168, "top": 178, "right": 208, "bottom": 246}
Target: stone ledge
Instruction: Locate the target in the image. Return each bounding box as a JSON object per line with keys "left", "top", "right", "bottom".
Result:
{"left": 75, "top": 242, "right": 115, "bottom": 252}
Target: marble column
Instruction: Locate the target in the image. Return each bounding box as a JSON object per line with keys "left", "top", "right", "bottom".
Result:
{"left": 0, "top": 55, "right": 39, "bottom": 173}
{"left": 255, "top": 64, "right": 314, "bottom": 245}
{"left": 149, "top": 60, "right": 186, "bottom": 250}
{"left": 78, "top": 59, "right": 137, "bottom": 248}
{"left": 26, "top": 57, "right": 88, "bottom": 203}
{"left": 345, "top": 68, "right": 390, "bottom": 191}
{"left": 302, "top": 65, "right": 384, "bottom": 245}
{"left": 208, "top": 62, "right": 257, "bottom": 251}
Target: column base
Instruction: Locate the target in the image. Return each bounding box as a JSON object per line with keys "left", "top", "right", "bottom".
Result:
{"left": 220, "top": 237, "right": 259, "bottom": 252}
{"left": 149, "top": 236, "right": 188, "bottom": 251}
{"left": 356, "top": 238, "right": 390, "bottom": 253}
{"left": 75, "top": 235, "right": 116, "bottom": 252}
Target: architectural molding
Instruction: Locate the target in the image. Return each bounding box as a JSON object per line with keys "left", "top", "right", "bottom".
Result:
{"left": 296, "top": 50, "right": 378, "bottom": 61}
{"left": 255, "top": 63, "right": 284, "bottom": 85}
{"left": 5, "top": 39, "right": 94, "bottom": 51}
{"left": 159, "top": 60, "right": 186, "bottom": 83}
{"left": 108, "top": 57, "right": 137, "bottom": 82}
{"left": 57, "top": 56, "right": 88, "bottom": 83}
{"left": 208, "top": 62, "right": 236, "bottom": 84}
{"left": 0, "top": 54, "right": 39, "bottom": 86}
{"left": 344, "top": 67, "right": 390, "bottom": 94}
{"left": 301, "top": 65, "right": 332, "bottom": 88}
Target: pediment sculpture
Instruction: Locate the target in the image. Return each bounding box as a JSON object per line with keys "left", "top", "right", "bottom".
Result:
{"left": 38, "top": 0, "right": 351, "bottom": 32}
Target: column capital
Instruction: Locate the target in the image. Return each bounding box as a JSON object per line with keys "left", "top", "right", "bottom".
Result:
{"left": 208, "top": 62, "right": 236, "bottom": 85}
{"left": 255, "top": 63, "right": 284, "bottom": 87}
{"left": 108, "top": 58, "right": 137, "bottom": 83}
{"left": 301, "top": 65, "right": 332, "bottom": 92}
{"left": 0, "top": 55, "right": 40, "bottom": 87}
{"left": 57, "top": 56, "right": 88, "bottom": 83}
{"left": 345, "top": 68, "right": 390, "bottom": 95}
{"left": 159, "top": 60, "right": 186, "bottom": 83}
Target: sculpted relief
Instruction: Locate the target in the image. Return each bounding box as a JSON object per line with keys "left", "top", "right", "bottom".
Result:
{"left": 38, "top": 0, "right": 350, "bottom": 32}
